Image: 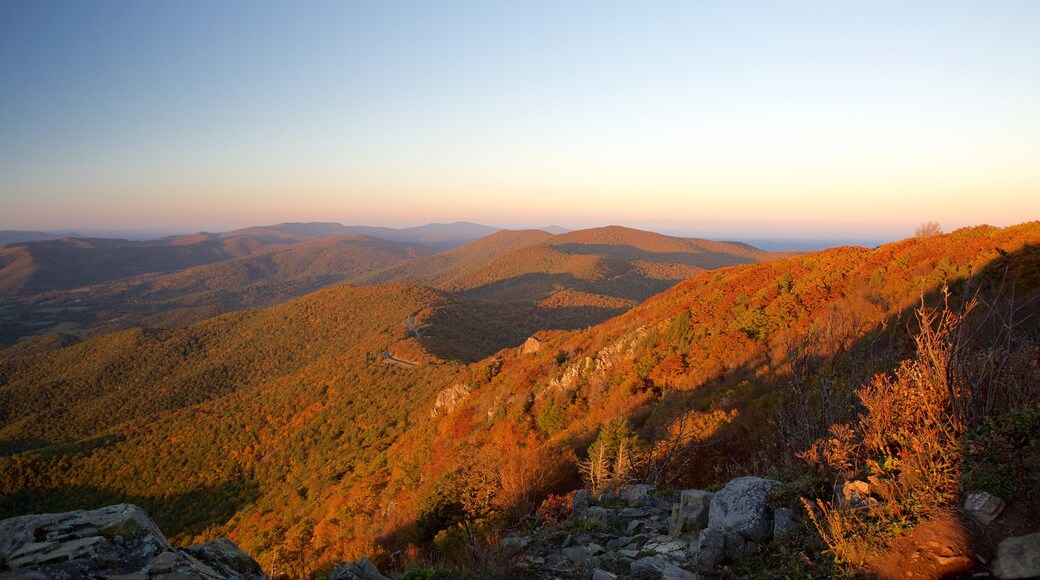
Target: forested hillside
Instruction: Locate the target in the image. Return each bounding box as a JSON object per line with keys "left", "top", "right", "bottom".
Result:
{"left": 1, "top": 222, "right": 1038, "bottom": 578}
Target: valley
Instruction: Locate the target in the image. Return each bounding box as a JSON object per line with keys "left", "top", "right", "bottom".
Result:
{"left": 1, "top": 221, "right": 1038, "bottom": 578}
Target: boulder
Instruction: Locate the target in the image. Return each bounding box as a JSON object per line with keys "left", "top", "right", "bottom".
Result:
{"left": 0, "top": 504, "right": 262, "bottom": 579}
{"left": 670, "top": 489, "right": 714, "bottom": 537}
{"left": 620, "top": 484, "right": 655, "bottom": 507}
{"left": 693, "top": 527, "right": 726, "bottom": 572}
{"left": 573, "top": 489, "right": 592, "bottom": 516}
{"left": 963, "top": 491, "right": 1006, "bottom": 525}
{"left": 499, "top": 536, "right": 531, "bottom": 557}
{"left": 772, "top": 507, "right": 801, "bottom": 540}
{"left": 708, "top": 476, "right": 781, "bottom": 538}
{"left": 661, "top": 562, "right": 697, "bottom": 580}
{"left": 181, "top": 538, "right": 264, "bottom": 579}
{"left": 328, "top": 556, "right": 389, "bottom": 580}
{"left": 582, "top": 506, "right": 617, "bottom": 525}
{"left": 630, "top": 554, "right": 669, "bottom": 578}
{"left": 992, "top": 532, "right": 1040, "bottom": 579}
{"left": 563, "top": 546, "right": 596, "bottom": 567}
{"left": 598, "top": 491, "right": 620, "bottom": 504}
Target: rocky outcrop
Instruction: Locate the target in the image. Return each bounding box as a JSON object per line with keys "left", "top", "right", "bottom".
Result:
{"left": 430, "top": 383, "right": 471, "bottom": 418}
{"left": 521, "top": 336, "right": 543, "bottom": 355}
{"left": 0, "top": 503, "right": 264, "bottom": 579}
{"left": 992, "top": 532, "right": 1040, "bottom": 579}
{"left": 496, "top": 478, "right": 801, "bottom": 578}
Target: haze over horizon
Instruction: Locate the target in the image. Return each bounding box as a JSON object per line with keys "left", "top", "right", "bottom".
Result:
{"left": 2, "top": 1, "right": 1038, "bottom": 240}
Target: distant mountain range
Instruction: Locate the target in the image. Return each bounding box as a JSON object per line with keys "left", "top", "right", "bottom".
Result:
{"left": 0, "top": 223, "right": 776, "bottom": 345}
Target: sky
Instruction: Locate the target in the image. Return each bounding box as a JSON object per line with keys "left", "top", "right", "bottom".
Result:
{"left": 1, "top": 1, "right": 1038, "bottom": 242}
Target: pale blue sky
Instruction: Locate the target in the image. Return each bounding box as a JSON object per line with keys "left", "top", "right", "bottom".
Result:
{"left": 2, "top": 1, "right": 1038, "bottom": 240}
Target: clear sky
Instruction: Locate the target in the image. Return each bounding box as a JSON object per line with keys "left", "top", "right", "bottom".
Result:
{"left": 1, "top": 1, "right": 1038, "bottom": 241}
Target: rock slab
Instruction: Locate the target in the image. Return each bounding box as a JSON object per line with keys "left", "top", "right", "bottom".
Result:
{"left": 992, "top": 532, "right": 1040, "bottom": 579}
{"left": 0, "top": 503, "right": 264, "bottom": 579}
{"left": 707, "top": 476, "right": 781, "bottom": 538}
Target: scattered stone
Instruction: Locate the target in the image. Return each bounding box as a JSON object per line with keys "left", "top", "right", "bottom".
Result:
{"left": 834, "top": 480, "right": 875, "bottom": 509}
{"left": 963, "top": 491, "right": 1006, "bottom": 525}
{"left": 598, "top": 491, "right": 620, "bottom": 504}
{"left": 772, "top": 507, "right": 801, "bottom": 540}
{"left": 670, "top": 489, "right": 714, "bottom": 537}
{"left": 627, "top": 519, "right": 649, "bottom": 535}
{"left": 500, "top": 536, "right": 531, "bottom": 557}
{"left": 661, "top": 562, "right": 698, "bottom": 580}
{"left": 621, "top": 484, "right": 656, "bottom": 507}
{"left": 563, "top": 546, "right": 596, "bottom": 567}
{"left": 992, "top": 532, "right": 1040, "bottom": 579}
{"left": 708, "top": 476, "right": 781, "bottom": 538}
{"left": 630, "top": 554, "right": 669, "bottom": 578}
{"left": 619, "top": 548, "right": 639, "bottom": 559}
{"left": 328, "top": 556, "right": 390, "bottom": 580}
{"left": 618, "top": 508, "right": 649, "bottom": 519}
{"left": 694, "top": 527, "right": 726, "bottom": 572}
{"left": 590, "top": 569, "right": 618, "bottom": 580}
{"left": 573, "top": 489, "right": 592, "bottom": 516}
{"left": 587, "top": 543, "right": 605, "bottom": 556}
{"left": 583, "top": 507, "right": 618, "bottom": 524}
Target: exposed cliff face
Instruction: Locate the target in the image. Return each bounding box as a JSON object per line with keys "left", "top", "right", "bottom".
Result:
{"left": 0, "top": 503, "right": 264, "bottom": 579}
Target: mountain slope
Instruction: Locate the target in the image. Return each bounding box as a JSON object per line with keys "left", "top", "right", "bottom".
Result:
{"left": 2, "top": 222, "right": 1037, "bottom": 575}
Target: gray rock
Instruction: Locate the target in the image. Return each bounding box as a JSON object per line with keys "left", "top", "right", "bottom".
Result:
{"left": 642, "top": 537, "right": 688, "bottom": 561}
{"left": 328, "top": 556, "right": 389, "bottom": 580}
{"left": 587, "top": 542, "right": 605, "bottom": 556}
{"left": 500, "top": 535, "right": 531, "bottom": 557}
{"left": 694, "top": 528, "right": 726, "bottom": 572}
{"left": 630, "top": 554, "right": 669, "bottom": 578}
{"left": 181, "top": 538, "right": 264, "bottom": 579}
{"left": 670, "top": 490, "right": 714, "bottom": 537}
{"left": 574, "top": 489, "right": 592, "bottom": 516}
{"left": 627, "top": 519, "right": 649, "bottom": 535}
{"left": 772, "top": 507, "right": 801, "bottom": 540}
{"left": 598, "top": 491, "right": 620, "bottom": 504}
{"left": 992, "top": 532, "right": 1040, "bottom": 579}
{"left": 0, "top": 503, "right": 261, "bottom": 579}
{"left": 707, "top": 476, "right": 781, "bottom": 539}
{"left": 590, "top": 569, "right": 618, "bottom": 580}
{"left": 621, "top": 484, "right": 656, "bottom": 507}
{"left": 564, "top": 546, "right": 595, "bottom": 567}
{"left": 661, "top": 562, "right": 698, "bottom": 580}
{"left": 964, "top": 491, "right": 1006, "bottom": 525}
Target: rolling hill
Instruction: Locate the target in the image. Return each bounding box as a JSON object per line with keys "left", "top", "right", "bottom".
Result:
{"left": 368, "top": 225, "right": 777, "bottom": 329}
{"left": 4, "top": 222, "right": 1037, "bottom": 576}
{"left": 0, "top": 236, "right": 288, "bottom": 298}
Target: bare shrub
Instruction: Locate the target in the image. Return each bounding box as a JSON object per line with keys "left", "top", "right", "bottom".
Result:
{"left": 915, "top": 221, "right": 943, "bottom": 238}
